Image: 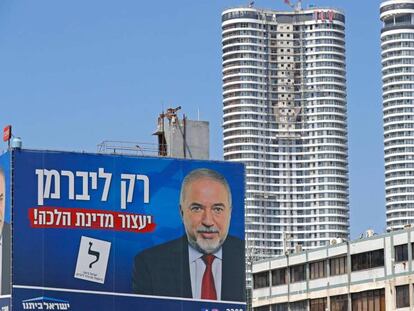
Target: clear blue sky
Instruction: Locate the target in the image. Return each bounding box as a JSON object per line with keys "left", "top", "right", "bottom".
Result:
{"left": 0, "top": 0, "right": 383, "bottom": 238}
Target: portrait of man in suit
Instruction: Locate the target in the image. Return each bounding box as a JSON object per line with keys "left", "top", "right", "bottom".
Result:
{"left": 132, "top": 168, "right": 245, "bottom": 302}
{"left": 0, "top": 168, "right": 10, "bottom": 295}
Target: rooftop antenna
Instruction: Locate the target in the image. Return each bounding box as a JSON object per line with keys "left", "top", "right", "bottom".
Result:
{"left": 248, "top": 1, "right": 254, "bottom": 8}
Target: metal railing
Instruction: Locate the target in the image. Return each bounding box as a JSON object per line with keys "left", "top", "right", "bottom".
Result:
{"left": 97, "top": 140, "right": 162, "bottom": 157}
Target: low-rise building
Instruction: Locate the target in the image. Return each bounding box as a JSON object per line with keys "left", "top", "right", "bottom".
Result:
{"left": 252, "top": 227, "right": 414, "bottom": 310}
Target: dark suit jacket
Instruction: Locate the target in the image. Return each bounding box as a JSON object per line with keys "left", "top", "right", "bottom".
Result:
{"left": 132, "top": 235, "right": 245, "bottom": 302}
{"left": 1, "top": 222, "right": 10, "bottom": 295}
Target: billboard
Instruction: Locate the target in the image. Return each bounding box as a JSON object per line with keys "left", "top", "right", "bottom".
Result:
{"left": 12, "top": 150, "right": 246, "bottom": 310}
{"left": 0, "top": 152, "right": 11, "bottom": 310}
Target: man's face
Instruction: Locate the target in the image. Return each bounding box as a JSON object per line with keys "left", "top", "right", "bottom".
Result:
{"left": 181, "top": 177, "right": 231, "bottom": 254}
{"left": 0, "top": 171, "right": 5, "bottom": 234}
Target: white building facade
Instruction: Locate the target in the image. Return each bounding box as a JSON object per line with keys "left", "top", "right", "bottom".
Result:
{"left": 252, "top": 228, "right": 414, "bottom": 311}
{"left": 381, "top": 0, "right": 414, "bottom": 230}
{"left": 222, "top": 6, "right": 349, "bottom": 261}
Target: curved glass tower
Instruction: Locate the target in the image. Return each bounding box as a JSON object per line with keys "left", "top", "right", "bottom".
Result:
{"left": 222, "top": 6, "right": 349, "bottom": 261}
{"left": 381, "top": 0, "right": 414, "bottom": 230}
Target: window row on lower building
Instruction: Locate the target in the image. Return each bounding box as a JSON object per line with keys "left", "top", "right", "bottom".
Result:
{"left": 254, "top": 284, "right": 414, "bottom": 310}
{"left": 254, "top": 288, "right": 385, "bottom": 311}
{"left": 253, "top": 248, "right": 385, "bottom": 288}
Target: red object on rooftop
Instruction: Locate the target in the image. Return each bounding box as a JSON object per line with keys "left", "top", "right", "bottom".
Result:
{"left": 3, "top": 125, "right": 11, "bottom": 142}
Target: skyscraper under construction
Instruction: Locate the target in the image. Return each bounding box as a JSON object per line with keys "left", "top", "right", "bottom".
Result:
{"left": 222, "top": 4, "right": 349, "bottom": 263}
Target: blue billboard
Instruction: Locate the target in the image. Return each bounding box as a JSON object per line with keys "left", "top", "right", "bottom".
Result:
{"left": 0, "top": 152, "right": 11, "bottom": 309}
{"left": 12, "top": 150, "right": 246, "bottom": 310}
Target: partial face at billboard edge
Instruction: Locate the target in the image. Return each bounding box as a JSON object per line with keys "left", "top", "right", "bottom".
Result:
{"left": 0, "top": 169, "right": 4, "bottom": 234}
{"left": 181, "top": 177, "right": 232, "bottom": 254}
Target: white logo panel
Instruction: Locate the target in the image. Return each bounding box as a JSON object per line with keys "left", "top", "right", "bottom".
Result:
{"left": 74, "top": 236, "right": 111, "bottom": 284}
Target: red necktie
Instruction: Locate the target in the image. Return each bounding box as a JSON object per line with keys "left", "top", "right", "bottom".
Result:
{"left": 201, "top": 254, "right": 217, "bottom": 300}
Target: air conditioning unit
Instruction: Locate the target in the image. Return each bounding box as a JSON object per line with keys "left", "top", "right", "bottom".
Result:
{"left": 330, "top": 238, "right": 345, "bottom": 245}
{"left": 403, "top": 223, "right": 412, "bottom": 230}
{"left": 365, "top": 229, "right": 375, "bottom": 238}
{"left": 295, "top": 244, "right": 303, "bottom": 253}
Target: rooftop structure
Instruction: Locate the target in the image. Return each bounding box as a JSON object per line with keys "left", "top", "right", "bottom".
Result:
{"left": 97, "top": 107, "right": 209, "bottom": 160}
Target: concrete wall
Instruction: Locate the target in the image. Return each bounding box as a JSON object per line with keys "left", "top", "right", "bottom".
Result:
{"left": 164, "top": 119, "right": 209, "bottom": 160}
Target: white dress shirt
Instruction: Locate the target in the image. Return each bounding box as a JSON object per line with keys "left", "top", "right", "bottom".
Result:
{"left": 188, "top": 246, "right": 222, "bottom": 300}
